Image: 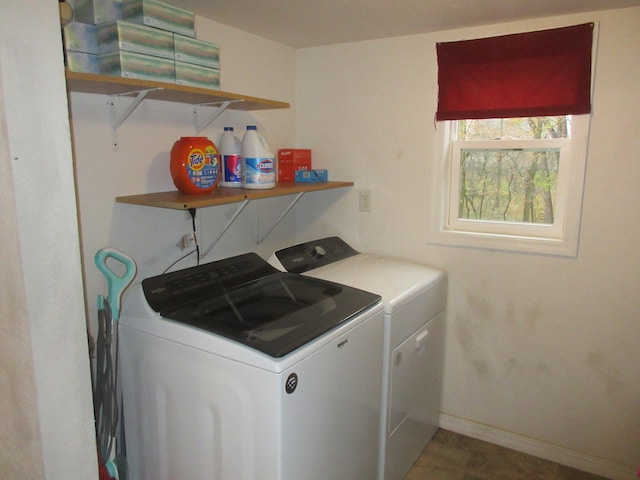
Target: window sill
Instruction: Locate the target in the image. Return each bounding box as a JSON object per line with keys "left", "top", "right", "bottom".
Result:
{"left": 427, "top": 226, "right": 578, "bottom": 257}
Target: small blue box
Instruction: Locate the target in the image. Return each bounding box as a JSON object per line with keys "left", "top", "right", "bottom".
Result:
{"left": 294, "top": 169, "right": 328, "bottom": 183}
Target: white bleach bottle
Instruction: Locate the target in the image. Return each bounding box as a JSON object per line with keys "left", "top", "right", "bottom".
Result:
{"left": 219, "top": 127, "right": 242, "bottom": 187}
{"left": 241, "top": 125, "right": 276, "bottom": 189}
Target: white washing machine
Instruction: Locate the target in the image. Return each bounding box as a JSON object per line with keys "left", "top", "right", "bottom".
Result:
{"left": 271, "top": 237, "right": 446, "bottom": 480}
{"left": 119, "top": 252, "right": 385, "bottom": 480}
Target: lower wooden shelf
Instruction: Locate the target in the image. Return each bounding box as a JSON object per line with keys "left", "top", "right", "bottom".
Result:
{"left": 115, "top": 181, "right": 354, "bottom": 210}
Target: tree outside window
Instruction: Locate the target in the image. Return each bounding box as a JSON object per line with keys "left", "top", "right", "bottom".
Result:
{"left": 456, "top": 116, "right": 569, "bottom": 225}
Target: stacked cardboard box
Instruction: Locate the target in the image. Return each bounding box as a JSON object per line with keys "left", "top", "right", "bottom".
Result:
{"left": 63, "top": 0, "right": 220, "bottom": 89}
{"left": 279, "top": 149, "right": 317, "bottom": 182}
{"left": 63, "top": 21, "right": 101, "bottom": 73}
{"left": 96, "top": 19, "right": 175, "bottom": 82}
{"left": 174, "top": 34, "right": 220, "bottom": 89}
{"left": 68, "top": 0, "right": 123, "bottom": 25}
{"left": 120, "top": 0, "right": 195, "bottom": 37}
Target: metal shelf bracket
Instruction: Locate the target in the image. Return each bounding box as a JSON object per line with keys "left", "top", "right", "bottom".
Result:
{"left": 200, "top": 199, "right": 250, "bottom": 258}
{"left": 193, "top": 100, "right": 245, "bottom": 135}
{"left": 108, "top": 88, "right": 161, "bottom": 150}
{"left": 199, "top": 191, "right": 306, "bottom": 257}
{"left": 257, "top": 192, "right": 305, "bottom": 244}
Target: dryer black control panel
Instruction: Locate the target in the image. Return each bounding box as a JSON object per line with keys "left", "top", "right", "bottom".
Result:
{"left": 274, "top": 236, "right": 359, "bottom": 273}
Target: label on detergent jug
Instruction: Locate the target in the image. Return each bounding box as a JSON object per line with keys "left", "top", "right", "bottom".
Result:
{"left": 223, "top": 154, "right": 242, "bottom": 184}
{"left": 243, "top": 157, "right": 275, "bottom": 186}
{"left": 188, "top": 145, "right": 220, "bottom": 189}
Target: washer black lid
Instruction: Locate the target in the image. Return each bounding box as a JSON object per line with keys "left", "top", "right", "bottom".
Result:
{"left": 141, "top": 252, "right": 379, "bottom": 357}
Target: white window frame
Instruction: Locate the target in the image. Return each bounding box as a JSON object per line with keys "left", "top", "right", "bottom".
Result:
{"left": 428, "top": 114, "right": 591, "bottom": 257}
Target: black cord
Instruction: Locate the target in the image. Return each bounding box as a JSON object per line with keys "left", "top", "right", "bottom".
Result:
{"left": 162, "top": 248, "right": 197, "bottom": 274}
{"left": 188, "top": 208, "right": 200, "bottom": 265}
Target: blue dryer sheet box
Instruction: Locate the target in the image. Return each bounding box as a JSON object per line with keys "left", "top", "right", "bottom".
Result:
{"left": 294, "top": 169, "right": 328, "bottom": 183}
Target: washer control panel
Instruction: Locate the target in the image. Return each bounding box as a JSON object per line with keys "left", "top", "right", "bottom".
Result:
{"left": 274, "top": 237, "right": 359, "bottom": 273}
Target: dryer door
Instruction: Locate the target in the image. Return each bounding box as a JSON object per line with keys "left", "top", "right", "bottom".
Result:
{"left": 388, "top": 311, "right": 444, "bottom": 435}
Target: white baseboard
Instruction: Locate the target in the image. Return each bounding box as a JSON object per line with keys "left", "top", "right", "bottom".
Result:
{"left": 439, "top": 413, "right": 637, "bottom": 480}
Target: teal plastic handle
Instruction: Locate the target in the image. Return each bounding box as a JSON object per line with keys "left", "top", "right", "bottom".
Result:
{"left": 95, "top": 247, "right": 137, "bottom": 321}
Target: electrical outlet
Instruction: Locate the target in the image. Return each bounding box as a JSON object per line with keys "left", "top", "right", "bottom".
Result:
{"left": 359, "top": 189, "right": 372, "bottom": 212}
{"left": 181, "top": 232, "right": 197, "bottom": 250}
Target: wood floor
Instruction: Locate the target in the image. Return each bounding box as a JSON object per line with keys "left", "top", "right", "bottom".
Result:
{"left": 404, "top": 429, "right": 609, "bottom": 480}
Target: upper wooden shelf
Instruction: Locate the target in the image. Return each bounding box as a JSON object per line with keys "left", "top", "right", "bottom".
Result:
{"left": 65, "top": 69, "right": 290, "bottom": 111}
{"left": 116, "top": 181, "right": 355, "bottom": 210}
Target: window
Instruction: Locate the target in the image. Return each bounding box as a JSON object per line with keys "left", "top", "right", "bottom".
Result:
{"left": 429, "top": 24, "right": 594, "bottom": 257}
{"left": 429, "top": 115, "right": 589, "bottom": 256}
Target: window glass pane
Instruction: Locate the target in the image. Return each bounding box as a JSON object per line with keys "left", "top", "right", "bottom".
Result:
{"left": 457, "top": 116, "right": 571, "bottom": 141}
{"left": 458, "top": 148, "right": 559, "bottom": 224}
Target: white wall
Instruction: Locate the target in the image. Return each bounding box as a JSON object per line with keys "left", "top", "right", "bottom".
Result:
{"left": 295, "top": 7, "right": 640, "bottom": 479}
{"left": 0, "top": 1, "right": 98, "bottom": 479}
{"left": 0, "top": 54, "right": 45, "bottom": 480}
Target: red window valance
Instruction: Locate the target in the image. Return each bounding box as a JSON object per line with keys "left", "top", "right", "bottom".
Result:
{"left": 436, "top": 23, "right": 593, "bottom": 121}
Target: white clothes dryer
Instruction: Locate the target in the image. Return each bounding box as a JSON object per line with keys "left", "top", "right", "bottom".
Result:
{"left": 270, "top": 237, "right": 446, "bottom": 480}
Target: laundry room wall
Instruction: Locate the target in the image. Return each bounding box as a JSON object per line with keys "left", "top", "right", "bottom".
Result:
{"left": 69, "top": 16, "right": 298, "bottom": 336}
{"left": 1, "top": 1, "right": 98, "bottom": 478}
{"left": 294, "top": 7, "right": 640, "bottom": 479}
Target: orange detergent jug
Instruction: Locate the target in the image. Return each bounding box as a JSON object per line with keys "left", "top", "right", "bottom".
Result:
{"left": 170, "top": 137, "right": 220, "bottom": 194}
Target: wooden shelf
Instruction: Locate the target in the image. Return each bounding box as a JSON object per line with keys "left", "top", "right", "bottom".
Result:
{"left": 65, "top": 69, "right": 290, "bottom": 111}
{"left": 116, "top": 181, "right": 354, "bottom": 210}
{"left": 66, "top": 71, "right": 351, "bottom": 244}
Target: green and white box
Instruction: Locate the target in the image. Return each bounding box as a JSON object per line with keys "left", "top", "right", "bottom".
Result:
{"left": 174, "top": 34, "right": 219, "bottom": 69}
{"left": 63, "top": 22, "right": 99, "bottom": 54}
{"left": 100, "top": 50, "right": 175, "bottom": 83}
{"left": 68, "top": 0, "right": 124, "bottom": 25}
{"left": 175, "top": 61, "right": 220, "bottom": 90}
{"left": 66, "top": 51, "right": 101, "bottom": 74}
{"left": 121, "top": 0, "right": 195, "bottom": 37}
{"left": 96, "top": 20, "right": 174, "bottom": 59}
